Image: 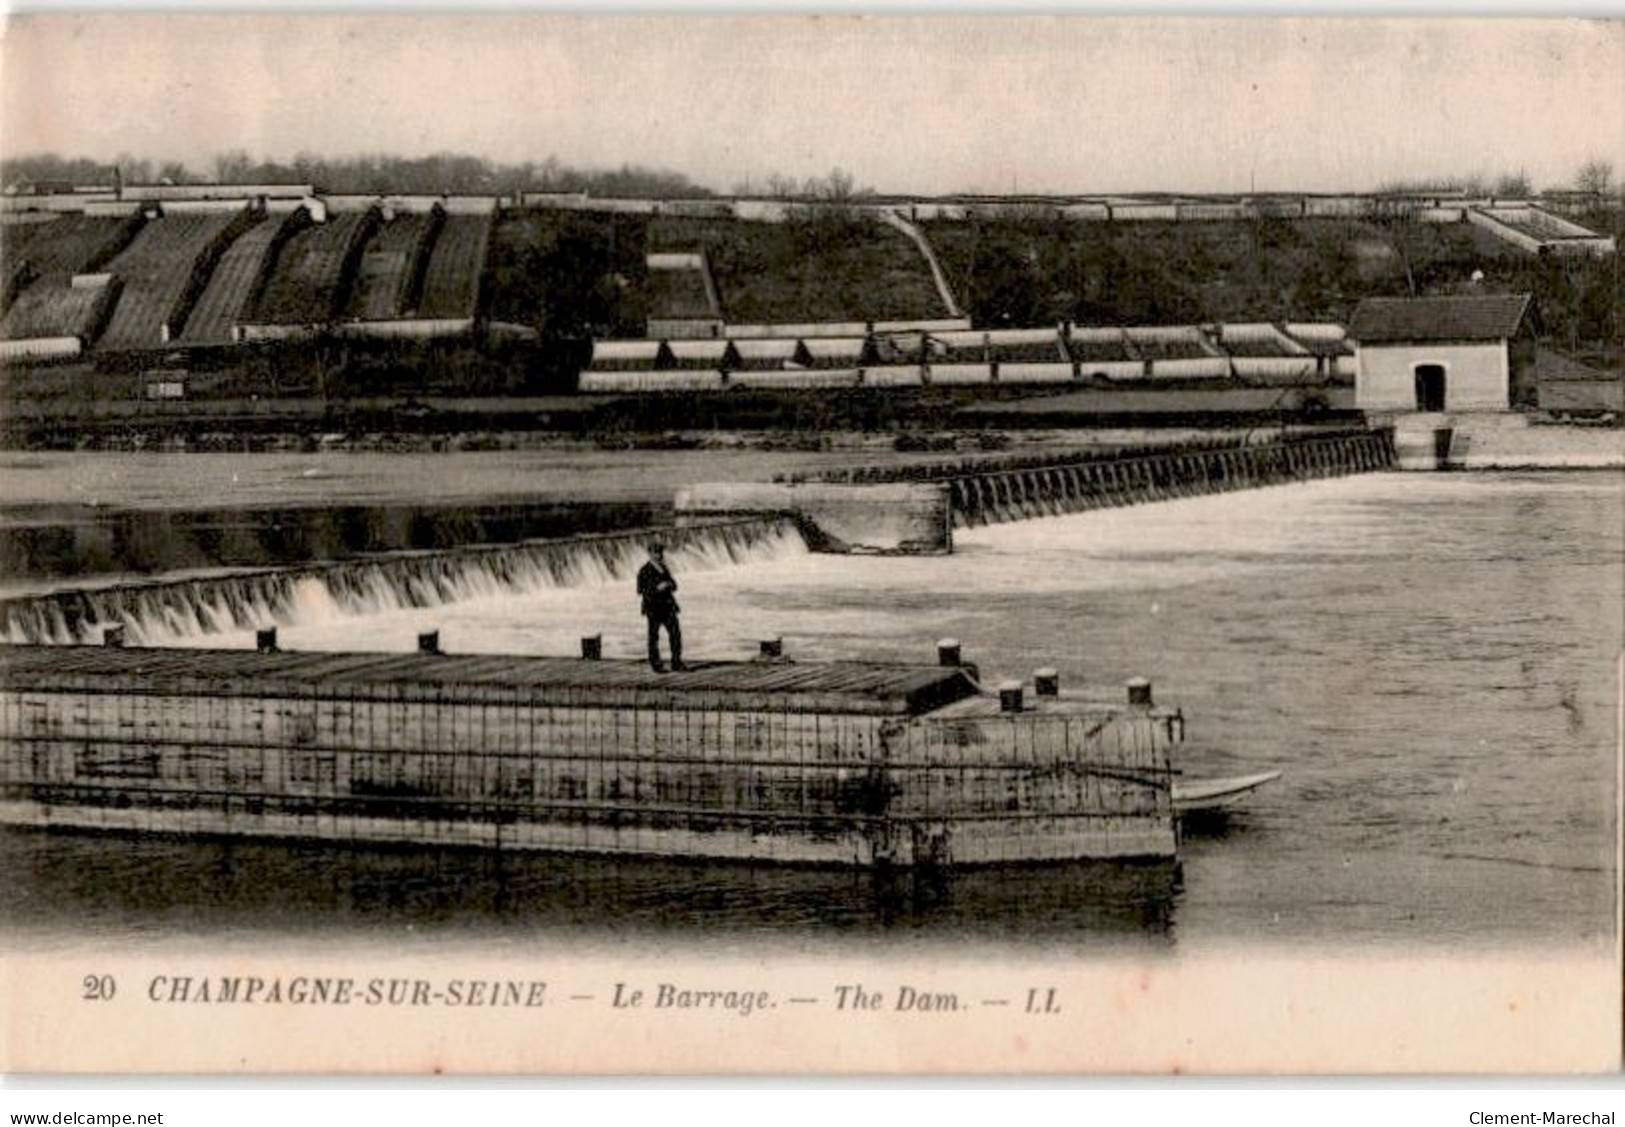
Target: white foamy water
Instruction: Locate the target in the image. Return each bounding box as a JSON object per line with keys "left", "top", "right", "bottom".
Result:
{"left": 158, "top": 474, "right": 1501, "bottom": 660}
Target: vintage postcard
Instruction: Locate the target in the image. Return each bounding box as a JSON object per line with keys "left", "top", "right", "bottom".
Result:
{"left": 0, "top": 13, "right": 1619, "bottom": 1075}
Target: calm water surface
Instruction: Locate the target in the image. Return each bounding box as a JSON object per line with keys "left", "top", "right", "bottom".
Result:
{"left": 2, "top": 469, "right": 1618, "bottom": 958}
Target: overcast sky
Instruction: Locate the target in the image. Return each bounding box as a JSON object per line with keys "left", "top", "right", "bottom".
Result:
{"left": 2, "top": 14, "right": 1620, "bottom": 194}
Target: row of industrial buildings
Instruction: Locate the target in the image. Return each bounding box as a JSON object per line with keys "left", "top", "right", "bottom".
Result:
{"left": 1, "top": 193, "right": 495, "bottom": 362}
{"left": 0, "top": 182, "right": 1615, "bottom": 420}
{"left": 582, "top": 294, "right": 1571, "bottom": 418}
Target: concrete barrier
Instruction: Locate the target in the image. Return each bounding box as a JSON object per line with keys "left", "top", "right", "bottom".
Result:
{"left": 648, "top": 318, "right": 725, "bottom": 339}
{"left": 928, "top": 362, "right": 994, "bottom": 386}
{"left": 236, "top": 322, "right": 320, "bottom": 343}
{"left": 873, "top": 318, "right": 973, "bottom": 333}
{"left": 727, "top": 369, "right": 860, "bottom": 390}
{"left": 1391, "top": 415, "right": 1455, "bottom": 470}
{"left": 1076, "top": 359, "right": 1148, "bottom": 382}
{"left": 862, "top": 365, "right": 925, "bottom": 388}
{"left": 1147, "top": 356, "right": 1231, "bottom": 380}
{"left": 647, "top": 252, "right": 707, "bottom": 270}
{"left": 1229, "top": 356, "right": 1320, "bottom": 380}
{"left": 0, "top": 336, "right": 81, "bottom": 361}
{"left": 579, "top": 370, "right": 725, "bottom": 393}
{"left": 520, "top": 191, "right": 591, "bottom": 209}
{"left": 81, "top": 202, "right": 143, "bottom": 218}
{"left": 997, "top": 362, "right": 1075, "bottom": 385}
{"left": 674, "top": 481, "right": 952, "bottom": 555}
{"left": 335, "top": 318, "right": 474, "bottom": 340}
{"left": 724, "top": 321, "right": 868, "bottom": 339}
{"left": 162, "top": 199, "right": 262, "bottom": 214}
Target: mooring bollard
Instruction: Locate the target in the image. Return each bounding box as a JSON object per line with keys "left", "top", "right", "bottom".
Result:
{"left": 580, "top": 634, "right": 602, "bottom": 660}
{"left": 102, "top": 625, "right": 125, "bottom": 648}
{"left": 256, "top": 627, "right": 278, "bottom": 654}
{"left": 1034, "top": 668, "right": 1060, "bottom": 697}
{"left": 999, "top": 680, "right": 1025, "bottom": 714}
{"left": 937, "top": 638, "right": 962, "bottom": 667}
{"left": 759, "top": 637, "right": 784, "bottom": 659}
{"left": 418, "top": 630, "right": 441, "bottom": 655}
{"left": 1127, "top": 676, "right": 1154, "bottom": 707}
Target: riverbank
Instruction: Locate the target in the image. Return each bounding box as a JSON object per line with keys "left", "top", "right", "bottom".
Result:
{"left": 1446, "top": 414, "right": 1623, "bottom": 470}
{"left": 0, "top": 429, "right": 1279, "bottom": 514}
{"left": 0, "top": 383, "right": 1354, "bottom": 450}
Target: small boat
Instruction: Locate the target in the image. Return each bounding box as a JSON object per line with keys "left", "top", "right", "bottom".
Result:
{"left": 1172, "top": 770, "right": 1282, "bottom": 815}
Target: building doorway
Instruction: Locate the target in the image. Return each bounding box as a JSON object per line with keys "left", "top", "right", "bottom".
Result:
{"left": 1414, "top": 364, "right": 1446, "bottom": 412}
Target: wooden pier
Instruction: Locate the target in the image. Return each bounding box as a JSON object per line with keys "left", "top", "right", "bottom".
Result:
{"left": 0, "top": 642, "right": 1182, "bottom": 867}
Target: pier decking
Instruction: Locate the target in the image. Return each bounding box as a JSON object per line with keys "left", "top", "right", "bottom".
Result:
{"left": 0, "top": 645, "right": 979, "bottom": 718}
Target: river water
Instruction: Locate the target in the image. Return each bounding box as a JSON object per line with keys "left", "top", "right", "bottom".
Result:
{"left": 1, "top": 469, "right": 1618, "bottom": 959}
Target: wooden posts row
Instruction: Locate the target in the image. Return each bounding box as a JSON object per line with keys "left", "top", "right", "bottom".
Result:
{"left": 945, "top": 431, "right": 1395, "bottom": 528}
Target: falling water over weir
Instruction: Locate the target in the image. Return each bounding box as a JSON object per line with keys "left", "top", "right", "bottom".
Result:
{"left": 0, "top": 517, "right": 803, "bottom": 645}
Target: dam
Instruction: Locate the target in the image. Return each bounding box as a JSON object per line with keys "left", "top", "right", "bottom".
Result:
{"left": 0, "top": 428, "right": 1400, "bottom": 646}
{"left": 0, "top": 516, "right": 798, "bottom": 645}
{"left": 681, "top": 427, "right": 1398, "bottom": 550}
{"left": 0, "top": 428, "right": 1496, "bottom": 871}
{"left": 774, "top": 427, "right": 1398, "bottom": 529}
{"left": 0, "top": 465, "right": 1616, "bottom": 948}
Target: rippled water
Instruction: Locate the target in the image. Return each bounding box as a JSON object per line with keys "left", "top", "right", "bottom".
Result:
{"left": 2, "top": 470, "right": 1618, "bottom": 957}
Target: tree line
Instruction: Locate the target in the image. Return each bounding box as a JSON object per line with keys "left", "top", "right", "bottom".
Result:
{"left": 1, "top": 151, "right": 713, "bottom": 198}
{"left": 1375, "top": 159, "right": 1617, "bottom": 198}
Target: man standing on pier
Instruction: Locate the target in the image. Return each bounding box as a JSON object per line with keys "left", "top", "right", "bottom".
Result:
{"left": 637, "top": 540, "right": 686, "bottom": 673}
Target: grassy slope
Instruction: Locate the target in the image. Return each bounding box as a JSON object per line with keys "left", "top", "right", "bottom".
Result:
{"left": 648, "top": 214, "right": 945, "bottom": 323}
{"left": 480, "top": 209, "right": 647, "bottom": 338}
{"left": 924, "top": 216, "right": 1547, "bottom": 327}
{"left": 646, "top": 267, "right": 716, "bottom": 320}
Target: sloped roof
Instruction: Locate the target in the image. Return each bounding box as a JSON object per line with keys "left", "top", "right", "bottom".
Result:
{"left": 1349, "top": 294, "right": 1532, "bottom": 344}
{"left": 1535, "top": 346, "right": 1612, "bottom": 382}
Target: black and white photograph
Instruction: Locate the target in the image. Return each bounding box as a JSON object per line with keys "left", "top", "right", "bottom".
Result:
{"left": 0, "top": 12, "right": 1618, "bottom": 1076}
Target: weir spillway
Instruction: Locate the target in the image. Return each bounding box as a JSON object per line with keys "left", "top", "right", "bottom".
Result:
{"left": 0, "top": 516, "right": 800, "bottom": 646}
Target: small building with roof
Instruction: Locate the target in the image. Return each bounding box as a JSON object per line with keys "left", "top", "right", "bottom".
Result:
{"left": 1349, "top": 293, "right": 1537, "bottom": 412}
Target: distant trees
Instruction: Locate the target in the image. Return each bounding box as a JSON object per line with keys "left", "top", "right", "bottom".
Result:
{"left": 1374, "top": 170, "right": 1533, "bottom": 197}
{"left": 730, "top": 167, "right": 872, "bottom": 201}
{"left": 777, "top": 169, "right": 878, "bottom": 253}
{"left": 1491, "top": 169, "right": 1533, "bottom": 197}
{"left": 1, "top": 153, "right": 117, "bottom": 189}
{"left": 155, "top": 160, "right": 196, "bottom": 185}
{"left": 212, "top": 149, "right": 255, "bottom": 184}
{"left": 536, "top": 161, "right": 711, "bottom": 199}
{"left": 0, "top": 152, "right": 210, "bottom": 189}
{"left": 1573, "top": 158, "right": 1615, "bottom": 197}
{"left": 483, "top": 212, "right": 645, "bottom": 341}
{"left": 2, "top": 150, "right": 714, "bottom": 198}
{"left": 110, "top": 155, "right": 150, "bottom": 185}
